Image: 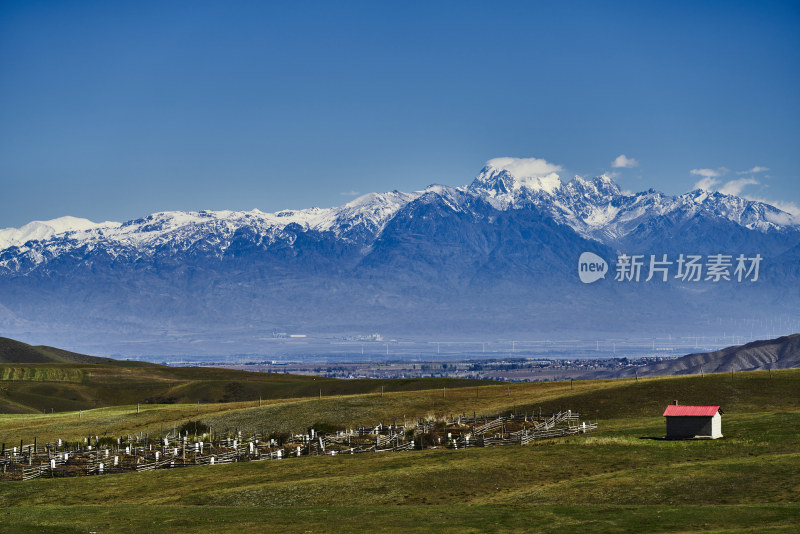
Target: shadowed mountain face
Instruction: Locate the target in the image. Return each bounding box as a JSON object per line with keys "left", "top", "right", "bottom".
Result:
{"left": 0, "top": 161, "right": 798, "bottom": 356}
{"left": 613, "top": 334, "right": 800, "bottom": 377}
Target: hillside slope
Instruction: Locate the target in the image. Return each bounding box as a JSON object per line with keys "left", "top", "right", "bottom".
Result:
{"left": 614, "top": 334, "right": 800, "bottom": 377}
{"left": 0, "top": 369, "right": 798, "bottom": 533}
{"left": 0, "top": 337, "right": 118, "bottom": 364}
{"left": 0, "top": 338, "right": 493, "bottom": 414}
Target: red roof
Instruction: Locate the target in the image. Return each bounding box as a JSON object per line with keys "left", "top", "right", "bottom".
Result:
{"left": 663, "top": 405, "right": 721, "bottom": 417}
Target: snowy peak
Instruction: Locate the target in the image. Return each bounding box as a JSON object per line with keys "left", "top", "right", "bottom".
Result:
{"left": 463, "top": 158, "right": 798, "bottom": 242}
{"left": 675, "top": 189, "right": 796, "bottom": 230}
{"left": 565, "top": 175, "right": 622, "bottom": 200}
{"left": 0, "top": 216, "right": 119, "bottom": 250}
{"left": 469, "top": 157, "right": 563, "bottom": 197}
{"left": 336, "top": 190, "right": 421, "bottom": 226}
{"left": 327, "top": 190, "right": 422, "bottom": 241}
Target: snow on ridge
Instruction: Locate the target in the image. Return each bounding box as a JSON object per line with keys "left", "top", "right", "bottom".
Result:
{"left": 484, "top": 157, "right": 563, "bottom": 191}
{"left": 583, "top": 205, "right": 622, "bottom": 227}
{"left": 467, "top": 164, "right": 798, "bottom": 239}
{"left": 0, "top": 216, "right": 119, "bottom": 250}
{"left": 2, "top": 161, "right": 797, "bottom": 266}
{"left": 0, "top": 189, "right": 424, "bottom": 258}
{"left": 471, "top": 157, "right": 564, "bottom": 196}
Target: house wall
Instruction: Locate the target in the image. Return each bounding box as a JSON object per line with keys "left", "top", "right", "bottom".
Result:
{"left": 710, "top": 413, "right": 722, "bottom": 439}
{"left": 666, "top": 415, "right": 722, "bottom": 439}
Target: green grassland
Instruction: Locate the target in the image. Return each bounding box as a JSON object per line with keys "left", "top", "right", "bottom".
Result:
{"left": 0, "top": 337, "right": 498, "bottom": 416}
{"left": 0, "top": 369, "right": 797, "bottom": 532}
{"left": 0, "top": 337, "right": 118, "bottom": 365}
{"left": 0, "top": 360, "right": 493, "bottom": 415}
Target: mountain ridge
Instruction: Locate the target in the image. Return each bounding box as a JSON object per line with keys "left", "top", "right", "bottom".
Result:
{"left": 0, "top": 158, "right": 798, "bottom": 355}
{"left": 1, "top": 161, "right": 796, "bottom": 273}
{"left": 612, "top": 334, "right": 800, "bottom": 377}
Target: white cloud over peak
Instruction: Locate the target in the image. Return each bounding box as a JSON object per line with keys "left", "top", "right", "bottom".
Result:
{"left": 692, "top": 168, "right": 759, "bottom": 195}
{"left": 693, "top": 177, "right": 720, "bottom": 191}
{"left": 611, "top": 154, "right": 638, "bottom": 168}
{"left": 689, "top": 165, "right": 796, "bottom": 218}
{"left": 340, "top": 190, "right": 360, "bottom": 196}
{"left": 691, "top": 167, "right": 733, "bottom": 190}
{"left": 485, "top": 157, "right": 563, "bottom": 194}
{"left": 718, "top": 178, "right": 759, "bottom": 196}
{"left": 690, "top": 167, "right": 728, "bottom": 179}
{"left": 737, "top": 166, "right": 770, "bottom": 175}
{"left": 486, "top": 157, "right": 562, "bottom": 178}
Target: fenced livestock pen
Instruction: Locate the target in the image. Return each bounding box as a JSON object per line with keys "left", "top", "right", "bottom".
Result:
{"left": 1, "top": 409, "right": 596, "bottom": 482}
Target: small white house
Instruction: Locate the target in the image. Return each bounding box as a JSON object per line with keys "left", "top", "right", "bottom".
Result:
{"left": 663, "top": 404, "right": 723, "bottom": 439}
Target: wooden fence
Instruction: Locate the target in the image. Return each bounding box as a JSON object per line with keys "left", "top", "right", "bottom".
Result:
{"left": 0, "top": 410, "right": 596, "bottom": 482}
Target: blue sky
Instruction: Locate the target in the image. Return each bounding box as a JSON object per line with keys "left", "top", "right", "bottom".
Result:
{"left": 1, "top": 0, "right": 798, "bottom": 227}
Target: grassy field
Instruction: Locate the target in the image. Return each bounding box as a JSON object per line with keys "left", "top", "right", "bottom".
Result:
{"left": 0, "top": 370, "right": 798, "bottom": 532}
{"left": 0, "top": 360, "right": 494, "bottom": 415}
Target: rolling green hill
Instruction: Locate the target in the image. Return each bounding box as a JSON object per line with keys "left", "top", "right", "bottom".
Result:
{"left": 1, "top": 338, "right": 797, "bottom": 532}
{"left": 0, "top": 337, "right": 118, "bottom": 364}
{"left": 0, "top": 337, "right": 493, "bottom": 414}
{"left": 0, "top": 369, "right": 797, "bottom": 532}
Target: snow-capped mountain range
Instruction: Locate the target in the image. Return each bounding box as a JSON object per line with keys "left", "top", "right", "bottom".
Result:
{"left": 0, "top": 191, "right": 416, "bottom": 263}
{"left": 1, "top": 158, "right": 796, "bottom": 273}
{"left": 1, "top": 157, "right": 798, "bottom": 356}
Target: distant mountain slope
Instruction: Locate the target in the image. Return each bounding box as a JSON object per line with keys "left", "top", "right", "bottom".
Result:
{"left": 614, "top": 334, "right": 800, "bottom": 377}
{"left": 0, "top": 337, "right": 117, "bottom": 364}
